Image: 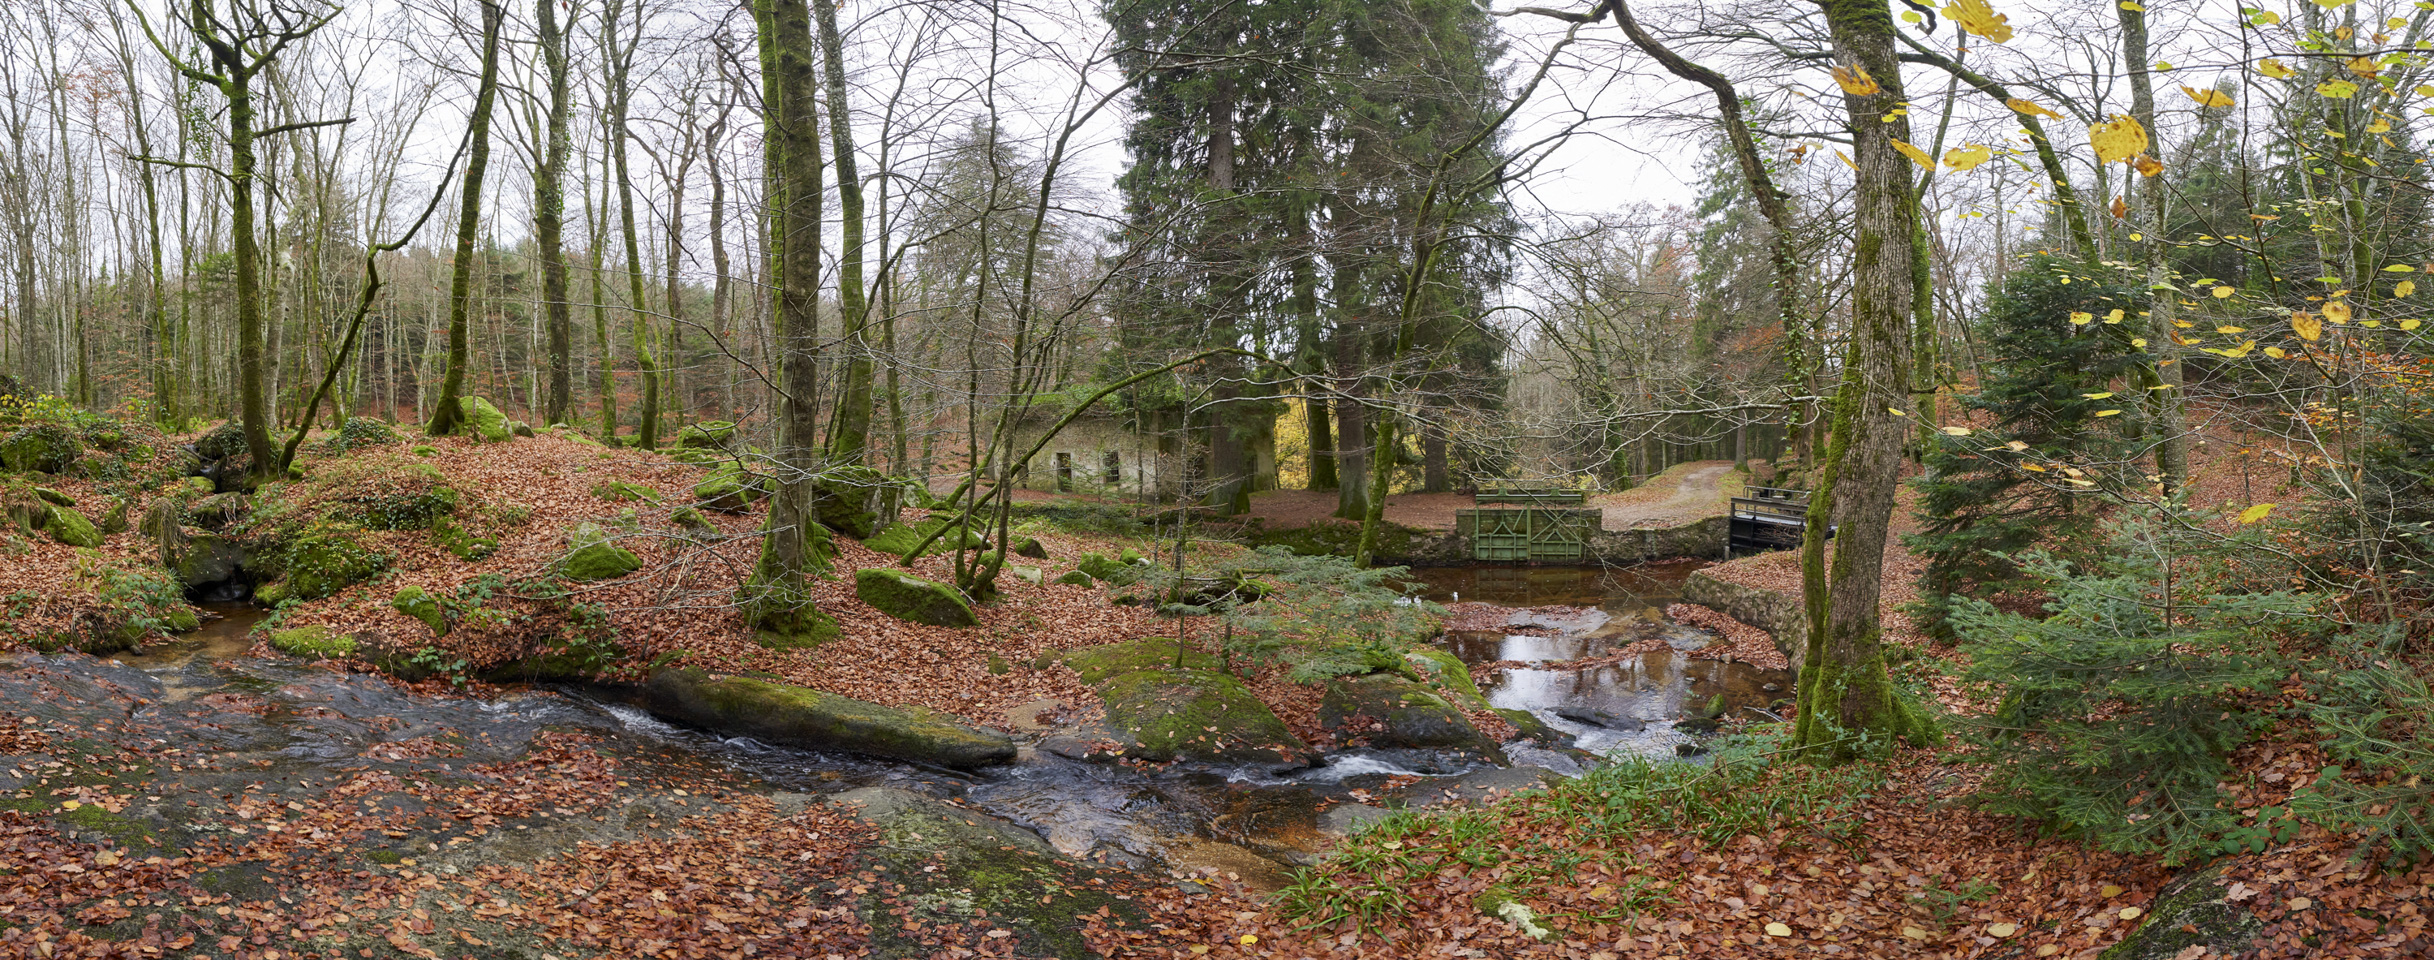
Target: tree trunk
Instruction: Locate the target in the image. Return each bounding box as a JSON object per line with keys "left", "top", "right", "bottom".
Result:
{"left": 425, "top": 0, "right": 503, "bottom": 437}
{"left": 606, "top": 0, "right": 660, "bottom": 449}
{"left": 813, "top": 0, "right": 875, "bottom": 465}
{"left": 535, "top": 0, "right": 574, "bottom": 426}
{"left": 2117, "top": 1, "right": 2188, "bottom": 493}
{"left": 743, "top": 0, "right": 832, "bottom": 636}
{"left": 1790, "top": 0, "right": 1936, "bottom": 759}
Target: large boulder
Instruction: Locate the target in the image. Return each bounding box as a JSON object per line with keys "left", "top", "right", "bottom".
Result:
{"left": 555, "top": 523, "right": 642, "bottom": 581}
{"left": 392, "top": 586, "right": 449, "bottom": 637}
{"left": 854, "top": 568, "right": 977, "bottom": 627}
{"left": 1320, "top": 673, "right": 1502, "bottom": 757}
{"left": 170, "top": 532, "right": 248, "bottom": 591}
{"left": 862, "top": 516, "right": 985, "bottom": 559}
{"left": 810, "top": 466, "right": 905, "bottom": 539}
{"left": 1, "top": 423, "right": 80, "bottom": 474}
{"left": 641, "top": 667, "right": 1015, "bottom": 767}
{"left": 457, "top": 396, "right": 512, "bottom": 443}
{"left": 1061, "top": 640, "right": 1309, "bottom": 766}
{"left": 2096, "top": 861, "right": 2262, "bottom": 959}
{"left": 193, "top": 423, "right": 249, "bottom": 461}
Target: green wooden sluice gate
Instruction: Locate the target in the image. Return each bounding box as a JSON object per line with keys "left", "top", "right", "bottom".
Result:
{"left": 1455, "top": 507, "right": 1601, "bottom": 562}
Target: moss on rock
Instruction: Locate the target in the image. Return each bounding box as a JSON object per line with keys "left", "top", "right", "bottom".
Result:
{"left": 862, "top": 517, "right": 985, "bottom": 559}
{"left": 810, "top": 466, "right": 906, "bottom": 539}
{"left": 854, "top": 568, "right": 977, "bottom": 627}
{"left": 1075, "top": 551, "right": 1147, "bottom": 586}
{"left": 269, "top": 625, "right": 358, "bottom": 660}
{"left": 1320, "top": 672, "right": 1502, "bottom": 756}
{"left": 1094, "top": 667, "right": 1308, "bottom": 765}
{"left": 431, "top": 515, "right": 498, "bottom": 561}
{"left": 675, "top": 420, "right": 737, "bottom": 449}
{"left": 1060, "top": 639, "right": 1220, "bottom": 686}
{"left": 691, "top": 462, "right": 771, "bottom": 513}
{"left": 591, "top": 480, "right": 661, "bottom": 503}
{"left": 1, "top": 423, "right": 80, "bottom": 474}
{"left": 392, "top": 586, "right": 448, "bottom": 636}
{"left": 641, "top": 668, "right": 1015, "bottom": 767}
{"left": 457, "top": 396, "right": 512, "bottom": 443}
{"left": 1052, "top": 570, "right": 1094, "bottom": 587}
{"left": 44, "top": 504, "right": 101, "bottom": 548}
{"left": 555, "top": 524, "right": 642, "bottom": 581}
{"left": 280, "top": 529, "right": 388, "bottom": 600}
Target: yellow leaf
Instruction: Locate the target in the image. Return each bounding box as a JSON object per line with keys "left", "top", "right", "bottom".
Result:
{"left": 2020, "top": 463, "right": 2047, "bottom": 472}
{"left": 2008, "top": 97, "right": 2065, "bottom": 119}
{"left": 2101, "top": 885, "right": 2125, "bottom": 898}
{"left": 1765, "top": 921, "right": 1795, "bottom": 937}
{"left": 1240, "top": 935, "right": 1259, "bottom": 945}
{"left": 1891, "top": 138, "right": 1936, "bottom": 170}
{"left": 2294, "top": 312, "right": 2323, "bottom": 341}
{"left": 2005, "top": 440, "right": 2030, "bottom": 452}
{"left": 1943, "top": 0, "right": 2014, "bottom": 43}
{"left": 2091, "top": 115, "right": 2150, "bottom": 164}
{"left": 2217, "top": 325, "right": 2246, "bottom": 334}
{"left": 2134, "top": 154, "right": 2165, "bottom": 177}
{"left": 1944, "top": 144, "right": 1992, "bottom": 170}
{"left": 2131, "top": 337, "right": 2148, "bottom": 347}
{"left": 2403, "top": 318, "right": 2423, "bottom": 330}
{"left": 2319, "top": 78, "right": 2361, "bottom": 99}
{"left": 1988, "top": 922, "right": 2020, "bottom": 938}
{"left": 2094, "top": 409, "right": 2123, "bottom": 417}
{"left": 2182, "top": 86, "right": 2234, "bottom": 108}
{"left": 2369, "top": 118, "right": 2394, "bottom": 133}
{"left": 2260, "top": 59, "right": 2296, "bottom": 79}
{"left": 2070, "top": 311, "right": 2094, "bottom": 325}
{"left": 2105, "top": 309, "right": 2126, "bottom": 323}
{"left": 2212, "top": 286, "right": 2236, "bottom": 298}
{"left": 2240, "top": 503, "right": 2275, "bottom": 524}
{"left": 60, "top": 800, "right": 82, "bottom": 811}
{"left": 2313, "top": 0, "right": 2355, "bottom": 8}
{"left": 2111, "top": 194, "right": 2130, "bottom": 219}
{"left": 2418, "top": 84, "right": 2434, "bottom": 97}
{"left": 2387, "top": 263, "right": 2418, "bottom": 272}
{"left": 2399, "top": 280, "right": 2419, "bottom": 297}
{"left": 1889, "top": 407, "right": 1909, "bottom": 416}
{"left": 1831, "top": 64, "right": 1881, "bottom": 96}
{"left": 1943, "top": 426, "right": 1973, "bottom": 436}
{"left": 2121, "top": 0, "right": 2145, "bottom": 9}
{"left": 2349, "top": 56, "right": 2383, "bottom": 78}
{"left": 2253, "top": 9, "right": 2280, "bottom": 23}
{"left": 2083, "top": 392, "right": 2115, "bottom": 399}
{"left": 2265, "top": 346, "right": 2289, "bottom": 358}
{"left": 2323, "top": 301, "right": 2353, "bottom": 324}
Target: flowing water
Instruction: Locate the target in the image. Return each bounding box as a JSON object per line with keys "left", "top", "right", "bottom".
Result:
{"left": 61, "top": 562, "right": 1790, "bottom": 891}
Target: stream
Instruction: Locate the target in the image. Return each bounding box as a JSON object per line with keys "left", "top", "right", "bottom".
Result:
{"left": 75, "top": 562, "right": 1793, "bottom": 893}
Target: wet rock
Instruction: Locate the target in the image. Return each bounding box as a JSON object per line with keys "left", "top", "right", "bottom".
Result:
{"left": 1321, "top": 673, "right": 1504, "bottom": 758}
{"left": 1063, "top": 640, "right": 1308, "bottom": 765}
{"left": 1497, "top": 708, "right": 1572, "bottom": 747}
{"left": 170, "top": 532, "right": 248, "bottom": 591}
{"left": 641, "top": 667, "right": 1015, "bottom": 768}
{"left": 2095, "top": 860, "right": 2262, "bottom": 960}
{"left": 1682, "top": 569, "right": 1806, "bottom": 671}
{"left": 392, "top": 586, "right": 448, "bottom": 637}
{"left": 269, "top": 625, "right": 357, "bottom": 660}
{"left": 1317, "top": 803, "right": 1393, "bottom": 837}
{"left": 854, "top": 568, "right": 977, "bottom": 627}
{"left": 1553, "top": 705, "right": 1645, "bottom": 732}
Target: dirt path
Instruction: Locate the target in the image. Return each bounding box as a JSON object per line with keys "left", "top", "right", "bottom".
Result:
{"left": 1591, "top": 460, "right": 1744, "bottom": 531}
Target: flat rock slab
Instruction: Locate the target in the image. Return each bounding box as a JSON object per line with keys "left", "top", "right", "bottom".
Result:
{"left": 642, "top": 667, "right": 1014, "bottom": 768}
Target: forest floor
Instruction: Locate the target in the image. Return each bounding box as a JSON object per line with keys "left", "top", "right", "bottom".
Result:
{"left": 0, "top": 411, "right": 2424, "bottom": 959}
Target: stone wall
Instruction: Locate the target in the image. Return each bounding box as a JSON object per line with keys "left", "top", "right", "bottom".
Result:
{"left": 1388, "top": 514, "right": 1737, "bottom": 568}
{"left": 1681, "top": 569, "right": 1809, "bottom": 672}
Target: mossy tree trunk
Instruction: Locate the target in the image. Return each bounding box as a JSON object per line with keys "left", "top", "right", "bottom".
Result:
{"left": 743, "top": 0, "right": 832, "bottom": 635}
{"left": 606, "top": 0, "right": 661, "bottom": 450}
{"left": 813, "top": 0, "right": 875, "bottom": 466}
{"left": 2117, "top": 1, "right": 2188, "bottom": 493}
{"left": 1790, "top": 0, "right": 1935, "bottom": 760}
{"left": 425, "top": 0, "right": 503, "bottom": 438}
{"left": 534, "top": 0, "right": 575, "bottom": 427}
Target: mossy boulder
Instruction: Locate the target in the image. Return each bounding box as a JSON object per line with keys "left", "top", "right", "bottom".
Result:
{"left": 268, "top": 625, "right": 357, "bottom": 660}
{"left": 810, "top": 466, "right": 906, "bottom": 539}
{"left": 1, "top": 423, "right": 80, "bottom": 474}
{"left": 456, "top": 396, "right": 512, "bottom": 443}
{"left": 510, "top": 421, "right": 536, "bottom": 438}
{"left": 44, "top": 505, "right": 101, "bottom": 548}
{"left": 1403, "top": 647, "right": 1490, "bottom": 707}
{"left": 1053, "top": 570, "right": 1094, "bottom": 587}
{"left": 33, "top": 486, "right": 72, "bottom": 507}
{"left": 670, "top": 506, "right": 716, "bottom": 537}
{"left": 391, "top": 586, "right": 448, "bottom": 637}
{"left": 862, "top": 516, "right": 985, "bottom": 559}
{"left": 675, "top": 420, "right": 737, "bottom": 449}
{"left": 169, "top": 532, "right": 247, "bottom": 590}
{"left": 194, "top": 423, "right": 249, "bottom": 461}
{"left": 1009, "top": 535, "right": 1049, "bottom": 559}
{"left": 187, "top": 491, "right": 250, "bottom": 530}
{"left": 753, "top": 607, "right": 840, "bottom": 651}
{"left": 1076, "top": 551, "right": 1146, "bottom": 586}
{"left": 691, "top": 462, "right": 772, "bottom": 513}
{"left": 314, "top": 460, "right": 458, "bottom": 530}
{"left": 411, "top": 445, "right": 438, "bottom": 457}
{"left": 641, "top": 668, "right": 1015, "bottom": 767}
{"left": 280, "top": 530, "right": 388, "bottom": 600}
{"left": 2096, "top": 861, "right": 2263, "bottom": 960}
{"left": 854, "top": 568, "right": 978, "bottom": 627}
{"left": 1091, "top": 665, "right": 1308, "bottom": 765}
{"left": 555, "top": 524, "right": 642, "bottom": 581}
{"left": 1320, "top": 673, "right": 1502, "bottom": 757}
{"left": 322, "top": 417, "right": 399, "bottom": 454}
